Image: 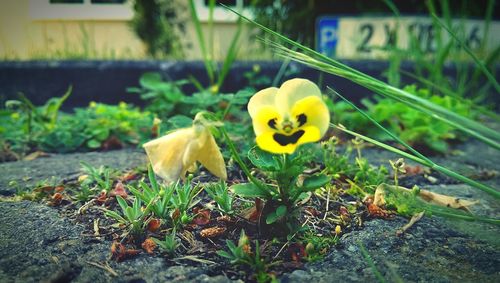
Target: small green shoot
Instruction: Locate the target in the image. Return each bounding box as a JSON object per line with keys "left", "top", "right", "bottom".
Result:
{"left": 104, "top": 195, "right": 146, "bottom": 236}
{"left": 170, "top": 181, "right": 203, "bottom": 226}
{"left": 152, "top": 229, "right": 179, "bottom": 256}
{"left": 80, "top": 161, "right": 114, "bottom": 193}
{"left": 128, "top": 165, "right": 174, "bottom": 219}
{"left": 205, "top": 181, "right": 235, "bottom": 216}
{"left": 217, "top": 230, "right": 272, "bottom": 282}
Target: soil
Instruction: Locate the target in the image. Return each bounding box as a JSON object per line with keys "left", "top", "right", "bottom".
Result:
{"left": 0, "top": 140, "right": 499, "bottom": 282}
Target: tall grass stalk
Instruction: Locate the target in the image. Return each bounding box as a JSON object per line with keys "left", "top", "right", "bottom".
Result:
{"left": 270, "top": 43, "right": 500, "bottom": 150}
{"left": 223, "top": 6, "right": 500, "bottom": 148}
{"left": 188, "top": 1, "right": 243, "bottom": 92}
{"left": 430, "top": 13, "right": 500, "bottom": 93}
{"left": 188, "top": 0, "right": 215, "bottom": 85}
{"left": 329, "top": 88, "right": 499, "bottom": 199}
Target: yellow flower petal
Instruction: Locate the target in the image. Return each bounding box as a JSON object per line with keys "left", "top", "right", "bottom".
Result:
{"left": 143, "top": 115, "right": 227, "bottom": 182}
{"left": 248, "top": 78, "right": 330, "bottom": 154}
{"left": 275, "top": 78, "right": 322, "bottom": 117}
{"left": 252, "top": 105, "right": 281, "bottom": 136}
{"left": 143, "top": 127, "right": 194, "bottom": 183}
{"left": 290, "top": 95, "right": 330, "bottom": 137}
{"left": 256, "top": 126, "right": 320, "bottom": 154}
{"left": 247, "top": 86, "right": 278, "bottom": 119}
{"left": 197, "top": 130, "right": 227, "bottom": 180}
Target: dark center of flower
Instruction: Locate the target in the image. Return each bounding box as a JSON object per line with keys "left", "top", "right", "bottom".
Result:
{"left": 267, "top": 113, "right": 308, "bottom": 134}
{"left": 273, "top": 130, "right": 305, "bottom": 146}
{"left": 296, "top": 113, "right": 307, "bottom": 127}
{"left": 268, "top": 118, "right": 277, "bottom": 129}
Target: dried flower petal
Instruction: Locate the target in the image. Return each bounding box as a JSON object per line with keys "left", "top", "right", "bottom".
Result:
{"left": 143, "top": 113, "right": 227, "bottom": 183}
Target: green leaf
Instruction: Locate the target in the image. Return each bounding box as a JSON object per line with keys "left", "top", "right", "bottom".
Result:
{"left": 125, "top": 206, "right": 135, "bottom": 221}
{"left": 104, "top": 210, "right": 126, "bottom": 223}
{"left": 139, "top": 72, "right": 163, "bottom": 90}
{"left": 164, "top": 89, "right": 183, "bottom": 103}
{"left": 231, "top": 183, "right": 271, "bottom": 198}
{"left": 301, "top": 174, "right": 331, "bottom": 192}
{"left": 86, "top": 139, "right": 101, "bottom": 149}
{"left": 148, "top": 165, "right": 159, "bottom": 192}
{"left": 167, "top": 115, "right": 192, "bottom": 129}
{"left": 266, "top": 205, "right": 287, "bottom": 224}
{"left": 247, "top": 146, "right": 280, "bottom": 171}
{"left": 216, "top": 250, "right": 233, "bottom": 259}
{"left": 275, "top": 205, "right": 287, "bottom": 217}
{"left": 116, "top": 195, "right": 129, "bottom": 213}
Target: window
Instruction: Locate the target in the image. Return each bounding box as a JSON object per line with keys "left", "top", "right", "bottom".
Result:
{"left": 194, "top": 0, "right": 252, "bottom": 22}
{"left": 30, "top": 0, "right": 133, "bottom": 20}
{"left": 49, "top": 0, "right": 83, "bottom": 3}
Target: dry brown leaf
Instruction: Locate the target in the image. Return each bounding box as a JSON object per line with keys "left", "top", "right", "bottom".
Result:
{"left": 397, "top": 211, "right": 425, "bottom": 236}
{"left": 199, "top": 226, "right": 226, "bottom": 238}
{"left": 418, "top": 189, "right": 478, "bottom": 212}
{"left": 141, "top": 238, "right": 157, "bottom": 254}
{"left": 23, "top": 151, "right": 49, "bottom": 161}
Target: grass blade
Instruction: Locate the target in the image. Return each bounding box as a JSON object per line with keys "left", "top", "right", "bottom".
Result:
{"left": 216, "top": 15, "right": 243, "bottom": 89}
{"left": 222, "top": 5, "right": 500, "bottom": 145}
{"left": 271, "top": 44, "right": 500, "bottom": 145}
{"left": 358, "top": 241, "right": 387, "bottom": 283}
{"left": 430, "top": 13, "right": 500, "bottom": 93}
{"left": 334, "top": 125, "right": 500, "bottom": 199}
{"left": 188, "top": 0, "right": 215, "bottom": 84}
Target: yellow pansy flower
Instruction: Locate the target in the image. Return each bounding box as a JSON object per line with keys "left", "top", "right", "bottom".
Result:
{"left": 248, "top": 78, "right": 330, "bottom": 154}
{"left": 143, "top": 113, "right": 227, "bottom": 183}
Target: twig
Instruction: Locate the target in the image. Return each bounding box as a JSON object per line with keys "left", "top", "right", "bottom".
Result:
{"left": 323, "top": 186, "right": 331, "bottom": 220}
{"left": 174, "top": 255, "right": 216, "bottom": 265}
{"left": 86, "top": 261, "right": 118, "bottom": 277}
{"left": 93, "top": 219, "right": 101, "bottom": 239}
{"left": 77, "top": 199, "right": 95, "bottom": 215}
{"left": 396, "top": 211, "right": 425, "bottom": 236}
{"left": 273, "top": 218, "right": 309, "bottom": 260}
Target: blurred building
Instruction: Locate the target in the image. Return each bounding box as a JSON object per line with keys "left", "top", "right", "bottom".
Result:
{"left": 0, "top": 0, "right": 258, "bottom": 60}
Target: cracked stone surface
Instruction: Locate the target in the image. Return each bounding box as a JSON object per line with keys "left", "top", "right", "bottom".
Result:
{"left": 0, "top": 140, "right": 499, "bottom": 282}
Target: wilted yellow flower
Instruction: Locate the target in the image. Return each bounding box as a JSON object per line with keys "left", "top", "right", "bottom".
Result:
{"left": 247, "top": 78, "right": 330, "bottom": 154}
{"left": 143, "top": 113, "right": 227, "bottom": 183}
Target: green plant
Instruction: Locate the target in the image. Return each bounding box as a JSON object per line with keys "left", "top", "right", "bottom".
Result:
{"left": 170, "top": 181, "right": 203, "bottom": 226}
{"left": 230, "top": 146, "right": 330, "bottom": 236}
{"left": 128, "top": 166, "right": 174, "bottom": 220}
{"left": 104, "top": 195, "right": 147, "bottom": 236}
{"left": 74, "top": 182, "right": 94, "bottom": 203}
{"left": 187, "top": 0, "right": 243, "bottom": 93}
{"left": 330, "top": 85, "right": 478, "bottom": 153}
{"left": 152, "top": 229, "right": 179, "bottom": 256}
{"left": 80, "top": 161, "right": 115, "bottom": 193}
{"left": 301, "top": 231, "right": 340, "bottom": 262}
{"left": 321, "top": 137, "right": 388, "bottom": 192}
{"left": 205, "top": 181, "right": 234, "bottom": 216}
{"left": 127, "top": 73, "right": 187, "bottom": 118}
{"left": 1, "top": 87, "right": 71, "bottom": 157}
{"left": 217, "top": 230, "right": 273, "bottom": 282}
{"left": 1, "top": 99, "right": 154, "bottom": 158}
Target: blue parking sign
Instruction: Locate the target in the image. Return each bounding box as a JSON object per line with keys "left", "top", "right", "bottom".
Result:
{"left": 316, "top": 17, "right": 339, "bottom": 57}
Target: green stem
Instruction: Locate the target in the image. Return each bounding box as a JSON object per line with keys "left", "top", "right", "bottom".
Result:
{"left": 219, "top": 126, "right": 268, "bottom": 192}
